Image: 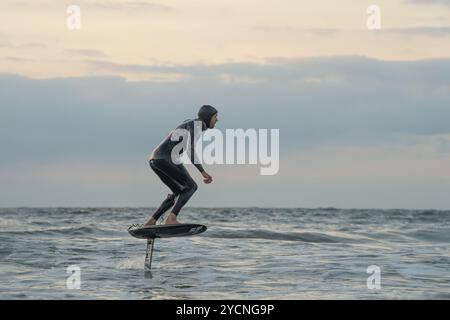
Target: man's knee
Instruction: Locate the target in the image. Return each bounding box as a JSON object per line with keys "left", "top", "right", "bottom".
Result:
{"left": 185, "top": 181, "right": 197, "bottom": 194}
{"left": 167, "top": 193, "right": 177, "bottom": 204}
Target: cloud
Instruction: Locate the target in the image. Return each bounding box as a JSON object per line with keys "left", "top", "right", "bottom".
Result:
{"left": 90, "top": 1, "right": 175, "bottom": 12}
{"left": 1, "top": 56, "right": 450, "bottom": 207}
{"left": 4, "top": 57, "right": 32, "bottom": 62}
{"left": 88, "top": 60, "right": 189, "bottom": 82}
{"left": 1, "top": 56, "right": 449, "bottom": 168}
{"left": 250, "top": 24, "right": 450, "bottom": 38}
{"left": 406, "top": 0, "right": 450, "bottom": 7}
{"left": 250, "top": 26, "right": 340, "bottom": 37}
{"left": 63, "top": 49, "right": 107, "bottom": 58}
{"left": 89, "top": 60, "right": 178, "bottom": 74}
{"left": 1, "top": 0, "right": 175, "bottom": 12}
{"left": 386, "top": 26, "right": 450, "bottom": 37}
{"left": 0, "top": 39, "right": 47, "bottom": 50}
{"left": 17, "top": 42, "right": 47, "bottom": 49}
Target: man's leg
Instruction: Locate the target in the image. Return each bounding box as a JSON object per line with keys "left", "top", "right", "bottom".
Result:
{"left": 149, "top": 160, "right": 198, "bottom": 224}
{"left": 145, "top": 160, "right": 182, "bottom": 225}
{"left": 148, "top": 193, "right": 177, "bottom": 223}
{"left": 162, "top": 164, "right": 198, "bottom": 224}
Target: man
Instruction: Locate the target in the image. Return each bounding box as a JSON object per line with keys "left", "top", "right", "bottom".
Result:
{"left": 144, "top": 105, "right": 218, "bottom": 226}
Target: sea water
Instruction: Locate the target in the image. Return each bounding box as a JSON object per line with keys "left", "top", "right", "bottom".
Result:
{"left": 0, "top": 207, "right": 449, "bottom": 299}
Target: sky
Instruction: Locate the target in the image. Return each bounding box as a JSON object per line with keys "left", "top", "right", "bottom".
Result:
{"left": 0, "top": 0, "right": 449, "bottom": 209}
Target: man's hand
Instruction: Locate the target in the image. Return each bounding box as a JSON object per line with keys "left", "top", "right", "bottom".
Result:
{"left": 201, "top": 171, "right": 213, "bottom": 184}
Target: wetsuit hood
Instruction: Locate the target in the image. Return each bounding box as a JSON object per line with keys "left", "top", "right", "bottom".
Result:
{"left": 197, "top": 105, "right": 218, "bottom": 129}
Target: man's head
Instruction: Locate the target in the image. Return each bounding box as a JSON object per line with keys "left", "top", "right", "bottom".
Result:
{"left": 198, "top": 105, "right": 218, "bottom": 129}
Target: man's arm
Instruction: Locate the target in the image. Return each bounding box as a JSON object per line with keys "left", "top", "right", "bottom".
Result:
{"left": 188, "top": 120, "right": 205, "bottom": 173}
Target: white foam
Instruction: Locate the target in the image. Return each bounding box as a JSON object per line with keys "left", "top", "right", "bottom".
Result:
{"left": 115, "top": 256, "right": 144, "bottom": 270}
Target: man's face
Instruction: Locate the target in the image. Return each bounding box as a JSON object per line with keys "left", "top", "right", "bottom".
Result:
{"left": 209, "top": 113, "right": 218, "bottom": 128}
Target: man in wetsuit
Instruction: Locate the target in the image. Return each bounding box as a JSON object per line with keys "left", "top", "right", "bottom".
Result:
{"left": 144, "top": 105, "right": 218, "bottom": 226}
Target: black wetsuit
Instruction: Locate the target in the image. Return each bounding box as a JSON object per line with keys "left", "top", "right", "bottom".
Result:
{"left": 149, "top": 119, "right": 207, "bottom": 219}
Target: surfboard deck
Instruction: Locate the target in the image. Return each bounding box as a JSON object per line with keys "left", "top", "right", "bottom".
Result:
{"left": 128, "top": 223, "right": 207, "bottom": 239}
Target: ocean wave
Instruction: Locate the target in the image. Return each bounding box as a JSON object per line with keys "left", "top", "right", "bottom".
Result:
{"left": 0, "top": 225, "right": 122, "bottom": 237}
{"left": 405, "top": 229, "right": 450, "bottom": 243}
{"left": 116, "top": 256, "right": 147, "bottom": 270}
{"left": 205, "top": 229, "right": 363, "bottom": 243}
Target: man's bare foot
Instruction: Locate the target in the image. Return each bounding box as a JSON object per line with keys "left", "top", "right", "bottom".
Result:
{"left": 165, "top": 213, "right": 180, "bottom": 225}
{"left": 144, "top": 217, "right": 157, "bottom": 226}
